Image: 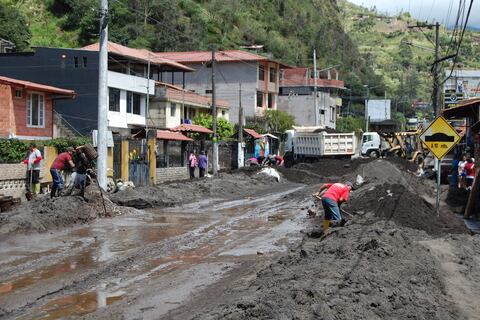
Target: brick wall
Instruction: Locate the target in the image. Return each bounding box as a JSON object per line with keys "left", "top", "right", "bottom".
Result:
{"left": 156, "top": 166, "right": 189, "bottom": 184}
{"left": 13, "top": 88, "right": 53, "bottom": 138}
{"left": 0, "top": 84, "right": 14, "bottom": 137}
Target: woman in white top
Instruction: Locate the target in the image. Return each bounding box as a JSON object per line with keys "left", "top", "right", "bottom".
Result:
{"left": 458, "top": 154, "right": 467, "bottom": 189}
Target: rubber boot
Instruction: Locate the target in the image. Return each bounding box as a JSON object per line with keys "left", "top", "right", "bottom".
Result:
{"left": 322, "top": 219, "right": 330, "bottom": 232}
{"left": 33, "top": 183, "right": 40, "bottom": 194}
{"left": 50, "top": 185, "right": 57, "bottom": 199}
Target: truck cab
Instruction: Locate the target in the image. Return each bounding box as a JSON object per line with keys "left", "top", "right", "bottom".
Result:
{"left": 361, "top": 132, "right": 381, "bottom": 157}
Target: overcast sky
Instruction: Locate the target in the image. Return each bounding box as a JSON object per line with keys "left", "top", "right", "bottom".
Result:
{"left": 348, "top": 0, "right": 480, "bottom": 28}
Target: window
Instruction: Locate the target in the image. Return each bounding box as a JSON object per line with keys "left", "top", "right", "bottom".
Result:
{"left": 74, "top": 57, "right": 79, "bottom": 68}
{"left": 109, "top": 88, "right": 120, "bottom": 112}
{"left": 83, "top": 57, "right": 87, "bottom": 68}
{"left": 205, "top": 89, "right": 213, "bottom": 94}
{"left": 269, "top": 67, "right": 276, "bottom": 83}
{"left": 363, "top": 135, "right": 373, "bottom": 143}
{"left": 171, "top": 103, "right": 177, "bottom": 117}
{"left": 330, "top": 106, "right": 335, "bottom": 122}
{"left": 267, "top": 93, "right": 274, "bottom": 109}
{"left": 221, "top": 110, "right": 226, "bottom": 116}
{"left": 26, "top": 93, "right": 45, "bottom": 127}
{"left": 15, "top": 89, "right": 22, "bottom": 98}
{"left": 258, "top": 65, "right": 265, "bottom": 81}
{"left": 126, "top": 91, "right": 141, "bottom": 115}
{"left": 256, "top": 91, "right": 264, "bottom": 108}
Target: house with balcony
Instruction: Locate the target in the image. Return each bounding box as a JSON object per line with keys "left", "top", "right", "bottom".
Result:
{"left": 277, "top": 67, "right": 345, "bottom": 129}
{"left": 0, "top": 42, "right": 192, "bottom": 136}
{"left": 0, "top": 76, "right": 75, "bottom": 139}
{"left": 154, "top": 50, "right": 289, "bottom": 124}
{"left": 150, "top": 82, "right": 229, "bottom": 129}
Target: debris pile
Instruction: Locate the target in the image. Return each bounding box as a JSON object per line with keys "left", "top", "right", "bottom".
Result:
{"left": 0, "top": 187, "right": 125, "bottom": 235}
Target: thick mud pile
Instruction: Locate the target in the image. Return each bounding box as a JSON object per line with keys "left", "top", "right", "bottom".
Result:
{"left": 185, "top": 221, "right": 463, "bottom": 320}
{"left": 110, "top": 168, "right": 283, "bottom": 209}
{"left": 0, "top": 187, "right": 125, "bottom": 235}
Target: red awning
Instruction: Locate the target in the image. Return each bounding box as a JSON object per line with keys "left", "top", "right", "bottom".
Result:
{"left": 157, "top": 130, "right": 193, "bottom": 141}
{"left": 244, "top": 128, "right": 263, "bottom": 139}
{"left": 170, "top": 124, "right": 213, "bottom": 134}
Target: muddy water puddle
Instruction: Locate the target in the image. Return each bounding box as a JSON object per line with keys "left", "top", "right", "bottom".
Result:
{"left": 8, "top": 186, "right": 307, "bottom": 319}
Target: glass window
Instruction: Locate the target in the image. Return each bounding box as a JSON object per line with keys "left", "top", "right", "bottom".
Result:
{"left": 74, "top": 56, "right": 78, "bottom": 68}
{"left": 362, "top": 135, "right": 373, "bottom": 143}
{"left": 15, "top": 89, "right": 22, "bottom": 98}
{"left": 256, "top": 91, "right": 263, "bottom": 108}
{"left": 267, "top": 93, "right": 274, "bottom": 109}
{"left": 269, "top": 67, "right": 276, "bottom": 83}
{"left": 26, "top": 93, "right": 45, "bottom": 127}
{"left": 171, "top": 103, "right": 177, "bottom": 117}
{"left": 109, "top": 88, "right": 120, "bottom": 112}
{"left": 132, "top": 93, "right": 141, "bottom": 115}
{"left": 127, "top": 91, "right": 132, "bottom": 113}
{"left": 258, "top": 65, "right": 264, "bottom": 81}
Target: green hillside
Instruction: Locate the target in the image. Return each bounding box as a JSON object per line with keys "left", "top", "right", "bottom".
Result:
{"left": 338, "top": 0, "right": 480, "bottom": 116}
{"left": 1, "top": 0, "right": 479, "bottom": 121}
{"left": 0, "top": 0, "right": 383, "bottom": 96}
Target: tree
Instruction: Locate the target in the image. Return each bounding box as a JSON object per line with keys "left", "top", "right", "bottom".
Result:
{"left": 265, "top": 110, "right": 295, "bottom": 134}
{"left": 193, "top": 113, "right": 234, "bottom": 140}
{"left": 0, "top": 3, "right": 31, "bottom": 51}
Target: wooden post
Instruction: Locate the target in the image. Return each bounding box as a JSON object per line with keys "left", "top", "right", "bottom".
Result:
{"left": 121, "top": 139, "right": 129, "bottom": 181}
{"left": 148, "top": 133, "right": 156, "bottom": 185}
{"left": 464, "top": 168, "right": 480, "bottom": 218}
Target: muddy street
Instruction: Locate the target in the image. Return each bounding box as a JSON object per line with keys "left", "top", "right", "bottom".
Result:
{"left": 0, "top": 180, "right": 311, "bottom": 319}
{"left": 1, "top": 159, "right": 480, "bottom": 320}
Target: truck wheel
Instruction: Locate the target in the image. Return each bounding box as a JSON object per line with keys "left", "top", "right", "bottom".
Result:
{"left": 368, "top": 150, "right": 380, "bottom": 158}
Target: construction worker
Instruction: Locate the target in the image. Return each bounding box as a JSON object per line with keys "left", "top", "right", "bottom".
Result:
{"left": 50, "top": 147, "right": 75, "bottom": 198}
{"left": 73, "top": 146, "right": 90, "bottom": 199}
{"left": 23, "top": 143, "right": 42, "bottom": 199}
{"left": 314, "top": 181, "right": 353, "bottom": 232}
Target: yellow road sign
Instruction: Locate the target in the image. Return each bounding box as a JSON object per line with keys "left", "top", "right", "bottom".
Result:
{"left": 420, "top": 116, "right": 461, "bottom": 160}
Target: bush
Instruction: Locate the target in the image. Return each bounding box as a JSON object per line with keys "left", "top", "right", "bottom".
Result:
{"left": 193, "top": 114, "right": 234, "bottom": 140}
{"left": 0, "top": 139, "right": 29, "bottom": 163}
{"left": 0, "top": 137, "right": 91, "bottom": 163}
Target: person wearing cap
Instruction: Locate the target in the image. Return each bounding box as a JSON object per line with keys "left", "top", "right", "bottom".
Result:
{"left": 23, "top": 143, "right": 42, "bottom": 198}
{"left": 50, "top": 147, "right": 75, "bottom": 198}
{"left": 314, "top": 181, "right": 353, "bottom": 232}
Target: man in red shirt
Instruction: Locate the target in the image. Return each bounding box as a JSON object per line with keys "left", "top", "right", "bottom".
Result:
{"left": 315, "top": 181, "right": 353, "bottom": 232}
{"left": 50, "top": 147, "right": 75, "bottom": 198}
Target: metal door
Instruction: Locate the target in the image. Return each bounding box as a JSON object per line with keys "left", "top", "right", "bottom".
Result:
{"left": 128, "top": 139, "right": 149, "bottom": 186}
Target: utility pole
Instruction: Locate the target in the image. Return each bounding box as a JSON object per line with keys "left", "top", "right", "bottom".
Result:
{"left": 313, "top": 49, "right": 318, "bottom": 126}
{"left": 97, "top": 0, "right": 108, "bottom": 190}
{"left": 146, "top": 53, "right": 151, "bottom": 130}
{"left": 433, "top": 22, "right": 441, "bottom": 116}
{"left": 408, "top": 22, "right": 442, "bottom": 116}
{"left": 364, "top": 85, "right": 370, "bottom": 132}
{"left": 211, "top": 48, "right": 218, "bottom": 174}
{"left": 238, "top": 83, "right": 244, "bottom": 168}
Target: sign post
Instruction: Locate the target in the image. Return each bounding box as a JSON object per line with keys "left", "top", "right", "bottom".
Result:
{"left": 420, "top": 116, "right": 461, "bottom": 214}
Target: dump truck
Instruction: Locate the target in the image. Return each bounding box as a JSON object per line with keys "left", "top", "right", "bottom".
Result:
{"left": 283, "top": 126, "right": 356, "bottom": 167}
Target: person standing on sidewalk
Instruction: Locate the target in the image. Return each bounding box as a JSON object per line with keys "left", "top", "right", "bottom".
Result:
{"left": 198, "top": 151, "right": 208, "bottom": 178}
{"left": 314, "top": 181, "right": 353, "bottom": 232}
{"left": 23, "top": 143, "right": 42, "bottom": 199}
{"left": 50, "top": 147, "right": 75, "bottom": 198}
{"left": 464, "top": 158, "right": 476, "bottom": 190}
{"left": 188, "top": 151, "right": 197, "bottom": 179}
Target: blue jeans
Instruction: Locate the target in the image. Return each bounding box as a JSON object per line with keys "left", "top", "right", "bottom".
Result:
{"left": 50, "top": 169, "right": 64, "bottom": 190}
{"left": 322, "top": 197, "right": 341, "bottom": 221}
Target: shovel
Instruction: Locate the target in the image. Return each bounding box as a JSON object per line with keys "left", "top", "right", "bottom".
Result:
{"left": 25, "top": 168, "right": 33, "bottom": 201}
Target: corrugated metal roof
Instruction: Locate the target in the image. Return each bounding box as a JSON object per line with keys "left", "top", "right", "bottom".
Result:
{"left": 155, "top": 50, "right": 291, "bottom": 68}
{"left": 156, "top": 130, "right": 193, "bottom": 141}
{"left": 244, "top": 128, "right": 263, "bottom": 139}
{"left": 82, "top": 41, "right": 193, "bottom": 72}
{"left": 170, "top": 124, "right": 213, "bottom": 134}
{"left": 0, "top": 76, "right": 76, "bottom": 96}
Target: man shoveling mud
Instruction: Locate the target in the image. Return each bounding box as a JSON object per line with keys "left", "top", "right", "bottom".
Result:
{"left": 313, "top": 181, "right": 352, "bottom": 232}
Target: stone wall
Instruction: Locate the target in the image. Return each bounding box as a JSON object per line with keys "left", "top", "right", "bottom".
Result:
{"left": 0, "top": 163, "right": 28, "bottom": 199}
{"left": 156, "top": 166, "right": 189, "bottom": 184}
